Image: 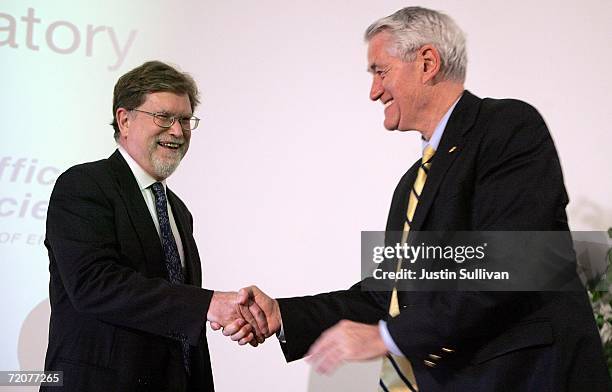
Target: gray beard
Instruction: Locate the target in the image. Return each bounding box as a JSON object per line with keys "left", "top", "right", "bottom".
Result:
{"left": 149, "top": 143, "right": 186, "bottom": 179}
{"left": 151, "top": 154, "right": 182, "bottom": 179}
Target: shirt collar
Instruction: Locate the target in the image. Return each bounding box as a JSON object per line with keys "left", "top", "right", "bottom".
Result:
{"left": 117, "top": 145, "right": 166, "bottom": 192}
{"left": 422, "top": 95, "right": 461, "bottom": 153}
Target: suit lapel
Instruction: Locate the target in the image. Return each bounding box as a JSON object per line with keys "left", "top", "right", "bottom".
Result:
{"left": 387, "top": 160, "right": 420, "bottom": 232}
{"left": 409, "top": 91, "right": 481, "bottom": 231}
{"left": 108, "top": 150, "right": 167, "bottom": 279}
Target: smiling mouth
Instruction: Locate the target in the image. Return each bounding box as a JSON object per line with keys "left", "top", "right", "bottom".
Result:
{"left": 157, "top": 141, "right": 182, "bottom": 150}
{"left": 384, "top": 99, "right": 394, "bottom": 109}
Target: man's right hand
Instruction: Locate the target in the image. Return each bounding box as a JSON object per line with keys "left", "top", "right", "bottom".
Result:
{"left": 239, "top": 285, "right": 281, "bottom": 338}
{"left": 210, "top": 286, "right": 281, "bottom": 345}
{"left": 207, "top": 291, "right": 268, "bottom": 345}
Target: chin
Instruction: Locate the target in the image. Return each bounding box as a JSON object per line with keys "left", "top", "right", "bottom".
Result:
{"left": 383, "top": 115, "right": 401, "bottom": 130}
{"left": 151, "top": 157, "right": 182, "bottom": 180}
{"left": 383, "top": 121, "right": 397, "bottom": 131}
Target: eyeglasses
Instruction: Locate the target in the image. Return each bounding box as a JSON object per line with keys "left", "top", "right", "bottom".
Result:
{"left": 130, "top": 109, "right": 200, "bottom": 131}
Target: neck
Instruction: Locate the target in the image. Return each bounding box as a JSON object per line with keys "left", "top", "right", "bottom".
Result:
{"left": 417, "top": 82, "right": 464, "bottom": 141}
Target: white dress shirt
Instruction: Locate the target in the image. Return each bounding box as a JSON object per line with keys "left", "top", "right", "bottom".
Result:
{"left": 118, "top": 146, "right": 186, "bottom": 270}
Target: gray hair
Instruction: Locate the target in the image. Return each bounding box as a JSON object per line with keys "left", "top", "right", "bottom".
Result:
{"left": 365, "top": 7, "right": 467, "bottom": 83}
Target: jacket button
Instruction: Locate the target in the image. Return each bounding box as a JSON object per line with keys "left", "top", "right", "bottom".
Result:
{"left": 441, "top": 347, "right": 455, "bottom": 353}
{"left": 424, "top": 360, "right": 437, "bottom": 368}
{"left": 428, "top": 354, "right": 441, "bottom": 360}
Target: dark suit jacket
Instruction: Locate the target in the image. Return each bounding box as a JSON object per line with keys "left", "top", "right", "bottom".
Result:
{"left": 277, "top": 91, "right": 610, "bottom": 391}
{"left": 42, "top": 150, "right": 214, "bottom": 392}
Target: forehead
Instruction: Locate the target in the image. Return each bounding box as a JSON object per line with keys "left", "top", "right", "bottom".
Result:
{"left": 141, "top": 91, "right": 192, "bottom": 114}
{"left": 367, "top": 32, "right": 399, "bottom": 71}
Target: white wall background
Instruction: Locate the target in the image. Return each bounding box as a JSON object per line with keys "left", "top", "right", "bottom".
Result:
{"left": 1, "top": 0, "right": 611, "bottom": 390}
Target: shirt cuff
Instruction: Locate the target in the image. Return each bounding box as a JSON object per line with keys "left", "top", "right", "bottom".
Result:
{"left": 276, "top": 320, "right": 286, "bottom": 343}
{"left": 379, "top": 320, "right": 403, "bottom": 356}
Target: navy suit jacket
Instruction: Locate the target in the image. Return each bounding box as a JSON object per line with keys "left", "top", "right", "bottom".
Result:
{"left": 277, "top": 91, "right": 610, "bottom": 391}
{"left": 43, "top": 150, "right": 214, "bottom": 391}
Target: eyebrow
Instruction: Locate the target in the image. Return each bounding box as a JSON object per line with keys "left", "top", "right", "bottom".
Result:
{"left": 155, "top": 110, "right": 193, "bottom": 117}
{"left": 367, "top": 63, "right": 387, "bottom": 74}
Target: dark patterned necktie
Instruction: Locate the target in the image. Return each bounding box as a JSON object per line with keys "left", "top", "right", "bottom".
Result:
{"left": 150, "top": 182, "right": 191, "bottom": 374}
{"left": 150, "top": 182, "right": 185, "bottom": 284}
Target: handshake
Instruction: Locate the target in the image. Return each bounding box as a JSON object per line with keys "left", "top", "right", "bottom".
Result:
{"left": 206, "top": 286, "right": 281, "bottom": 347}
{"left": 205, "top": 286, "right": 388, "bottom": 374}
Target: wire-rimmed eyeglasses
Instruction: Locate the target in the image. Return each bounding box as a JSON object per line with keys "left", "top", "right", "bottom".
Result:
{"left": 130, "top": 109, "right": 200, "bottom": 131}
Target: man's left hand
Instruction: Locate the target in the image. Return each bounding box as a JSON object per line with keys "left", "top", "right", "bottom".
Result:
{"left": 306, "top": 320, "right": 388, "bottom": 374}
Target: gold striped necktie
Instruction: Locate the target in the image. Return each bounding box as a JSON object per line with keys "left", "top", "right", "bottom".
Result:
{"left": 378, "top": 145, "right": 435, "bottom": 392}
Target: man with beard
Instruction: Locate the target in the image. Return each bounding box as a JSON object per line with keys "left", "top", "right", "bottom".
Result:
{"left": 42, "top": 61, "right": 266, "bottom": 391}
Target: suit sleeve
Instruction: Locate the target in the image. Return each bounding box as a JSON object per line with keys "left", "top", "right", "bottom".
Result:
{"left": 385, "top": 100, "right": 571, "bottom": 360}
{"left": 277, "top": 280, "right": 388, "bottom": 361}
{"left": 472, "top": 102, "right": 569, "bottom": 230}
{"left": 46, "top": 167, "right": 212, "bottom": 346}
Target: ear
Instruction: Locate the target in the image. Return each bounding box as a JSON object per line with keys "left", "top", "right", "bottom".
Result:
{"left": 116, "top": 108, "right": 131, "bottom": 139}
{"left": 418, "top": 44, "right": 441, "bottom": 84}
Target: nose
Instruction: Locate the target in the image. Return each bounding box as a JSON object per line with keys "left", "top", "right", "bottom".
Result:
{"left": 167, "top": 119, "right": 185, "bottom": 138}
{"left": 369, "top": 75, "right": 383, "bottom": 101}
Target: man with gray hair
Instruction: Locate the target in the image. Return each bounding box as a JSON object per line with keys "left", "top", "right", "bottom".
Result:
{"left": 232, "top": 6, "right": 609, "bottom": 391}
